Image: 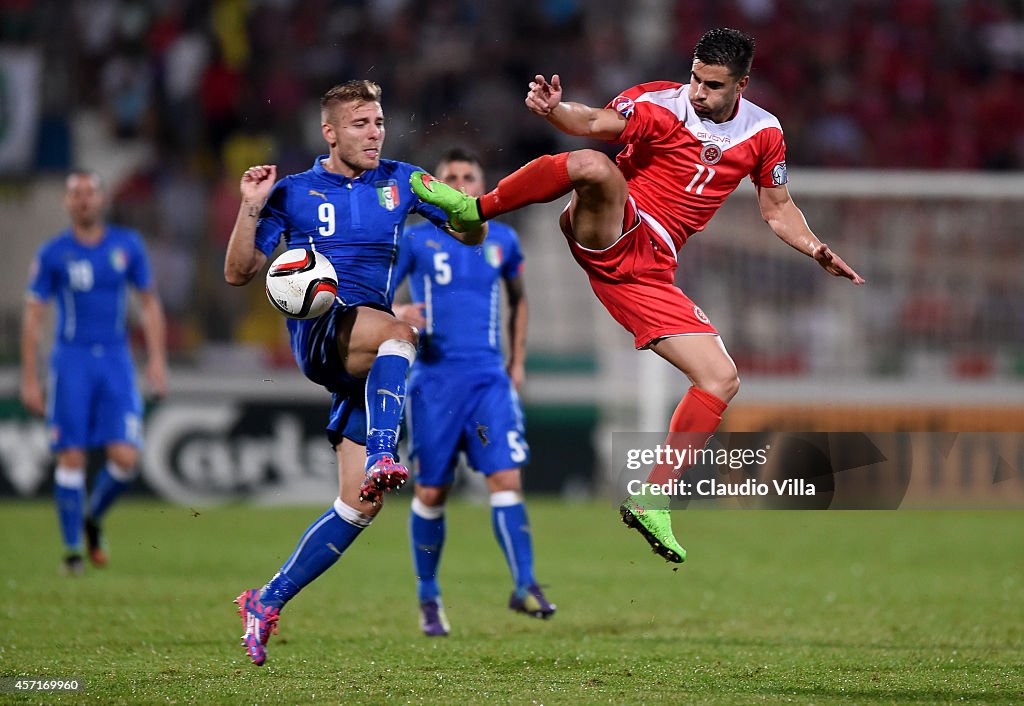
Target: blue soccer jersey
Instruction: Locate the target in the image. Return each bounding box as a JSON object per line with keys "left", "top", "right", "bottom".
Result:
{"left": 27, "top": 225, "right": 151, "bottom": 450}
{"left": 394, "top": 221, "right": 524, "bottom": 368}
{"left": 27, "top": 225, "right": 152, "bottom": 346}
{"left": 254, "top": 157, "right": 448, "bottom": 310}
{"left": 395, "top": 220, "right": 529, "bottom": 481}
{"left": 253, "top": 156, "right": 449, "bottom": 444}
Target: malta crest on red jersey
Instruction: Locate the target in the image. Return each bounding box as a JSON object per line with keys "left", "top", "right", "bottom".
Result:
{"left": 700, "top": 143, "right": 723, "bottom": 165}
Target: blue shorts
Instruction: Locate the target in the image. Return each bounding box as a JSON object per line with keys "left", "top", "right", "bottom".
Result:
{"left": 407, "top": 365, "right": 529, "bottom": 486}
{"left": 326, "top": 393, "right": 367, "bottom": 447}
{"left": 48, "top": 343, "right": 142, "bottom": 451}
{"left": 289, "top": 302, "right": 392, "bottom": 447}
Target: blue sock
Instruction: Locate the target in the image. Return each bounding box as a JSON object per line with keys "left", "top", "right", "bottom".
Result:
{"left": 491, "top": 491, "right": 536, "bottom": 592}
{"left": 88, "top": 463, "right": 134, "bottom": 521}
{"left": 54, "top": 467, "right": 85, "bottom": 553}
{"left": 410, "top": 498, "right": 446, "bottom": 601}
{"left": 365, "top": 340, "right": 415, "bottom": 461}
{"left": 260, "top": 498, "right": 372, "bottom": 609}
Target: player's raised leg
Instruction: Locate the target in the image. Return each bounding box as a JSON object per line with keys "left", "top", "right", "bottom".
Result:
{"left": 236, "top": 438, "right": 379, "bottom": 666}
{"left": 411, "top": 148, "right": 627, "bottom": 250}
{"left": 621, "top": 334, "right": 738, "bottom": 563}
{"left": 362, "top": 337, "right": 416, "bottom": 501}
{"left": 336, "top": 307, "right": 418, "bottom": 504}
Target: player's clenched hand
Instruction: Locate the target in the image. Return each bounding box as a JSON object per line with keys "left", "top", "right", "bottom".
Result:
{"left": 813, "top": 244, "right": 865, "bottom": 285}
{"left": 240, "top": 164, "right": 277, "bottom": 203}
{"left": 525, "top": 75, "right": 563, "bottom": 116}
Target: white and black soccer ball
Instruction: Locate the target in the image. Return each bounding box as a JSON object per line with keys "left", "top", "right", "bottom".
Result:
{"left": 265, "top": 248, "right": 338, "bottom": 319}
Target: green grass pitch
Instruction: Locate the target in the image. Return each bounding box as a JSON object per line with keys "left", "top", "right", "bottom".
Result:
{"left": 1, "top": 500, "right": 1021, "bottom": 704}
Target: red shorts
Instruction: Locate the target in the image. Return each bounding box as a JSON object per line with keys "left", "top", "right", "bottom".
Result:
{"left": 560, "top": 198, "right": 717, "bottom": 349}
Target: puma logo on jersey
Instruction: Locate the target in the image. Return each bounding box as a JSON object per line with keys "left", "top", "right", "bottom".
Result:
{"left": 308, "top": 189, "right": 328, "bottom": 201}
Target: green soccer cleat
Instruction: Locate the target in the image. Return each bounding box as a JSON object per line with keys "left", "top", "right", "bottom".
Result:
{"left": 410, "top": 171, "right": 485, "bottom": 232}
{"left": 620, "top": 496, "right": 686, "bottom": 564}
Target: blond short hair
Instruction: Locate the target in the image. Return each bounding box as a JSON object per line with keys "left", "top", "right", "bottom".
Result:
{"left": 320, "top": 80, "right": 382, "bottom": 114}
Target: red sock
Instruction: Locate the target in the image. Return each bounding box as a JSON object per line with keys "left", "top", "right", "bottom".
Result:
{"left": 646, "top": 387, "right": 728, "bottom": 486}
{"left": 478, "top": 153, "right": 572, "bottom": 219}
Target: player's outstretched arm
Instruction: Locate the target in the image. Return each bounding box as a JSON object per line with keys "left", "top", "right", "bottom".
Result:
{"left": 810, "top": 243, "right": 864, "bottom": 283}
{"left": 224, "top": 165, "right": 275, "bottom": 286}
{"left": 526, "top": 74, "right": 626, "bottom": 141}
{"left": 757, "top": 184, "right": 865, "bottom": 285}
{"left": 19, "top": 297, "right": 46, "bottom": 416}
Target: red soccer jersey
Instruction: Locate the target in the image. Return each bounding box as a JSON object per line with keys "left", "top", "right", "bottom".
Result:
{"left": 607, "top": 81, "right": 788, "bottom": 249}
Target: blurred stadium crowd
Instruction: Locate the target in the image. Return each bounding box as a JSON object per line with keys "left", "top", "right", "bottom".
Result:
{"left": 1, "top": 0, "right": 1022, "bottom": 367}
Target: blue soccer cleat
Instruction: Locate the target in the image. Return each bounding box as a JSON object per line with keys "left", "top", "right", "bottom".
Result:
{"left": 235, "top": 588, "right": 280, "bottom": 667}
{"left": 419, "top": 598, "right": 451, "bottom": 637}
{"left": 359, "top": 453, "right": 409, "bottom": 505}
{"left": 509, "top": 584, "right": 556, "bottom": 619}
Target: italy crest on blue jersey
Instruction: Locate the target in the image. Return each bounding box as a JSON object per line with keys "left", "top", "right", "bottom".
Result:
{"left": 376, "top": 180, "right": 400, "bottom": 211}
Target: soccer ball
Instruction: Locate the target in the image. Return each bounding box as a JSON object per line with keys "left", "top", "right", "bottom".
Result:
{"left": 265, "top": 248, "right": 338, "bottom": 319}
